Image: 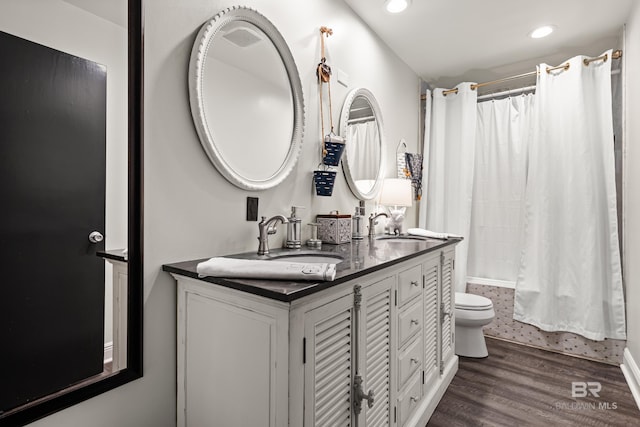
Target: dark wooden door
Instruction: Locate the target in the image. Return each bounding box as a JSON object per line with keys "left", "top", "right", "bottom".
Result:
{"left": 0, "top": 31, "right": 107, "bottom": 412}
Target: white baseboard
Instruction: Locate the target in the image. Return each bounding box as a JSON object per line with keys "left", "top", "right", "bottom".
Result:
{"left": 621, "top": 347, "right": 640, "bottom": 411}
{"left": 104, "top": 341, "right": 113, "bottom": 364}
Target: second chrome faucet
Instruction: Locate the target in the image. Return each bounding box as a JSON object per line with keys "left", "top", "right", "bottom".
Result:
{"left": 368, "top": 212, "right": 389, "bottom": 237}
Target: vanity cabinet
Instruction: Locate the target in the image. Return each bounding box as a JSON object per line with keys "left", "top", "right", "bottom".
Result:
{"left": 169, "top": 242, "right": 457, "bottom": 427}
{"left": 299, "top": 274, "right": 395, "bottom": 427}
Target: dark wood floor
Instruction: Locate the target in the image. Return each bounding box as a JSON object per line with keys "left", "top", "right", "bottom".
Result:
{"left": 427, "top": 337, "right": 640, "bottom": 427}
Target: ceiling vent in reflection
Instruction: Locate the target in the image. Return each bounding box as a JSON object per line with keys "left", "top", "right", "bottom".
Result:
{"left": 223, "top": 27, "right": 263, "bottom": 48}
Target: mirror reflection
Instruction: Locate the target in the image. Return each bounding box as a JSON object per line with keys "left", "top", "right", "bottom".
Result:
{"left": 203, "top": 21, "right": 292, "bottom": 180}
{"left": 340, "top": 88, "right": 386, "bottom": 200}
{"left": 0, "top": 0, "right": 137, "bottom": 422}
{"left": 190, "top": 7, "right": 305, "bottom": 190}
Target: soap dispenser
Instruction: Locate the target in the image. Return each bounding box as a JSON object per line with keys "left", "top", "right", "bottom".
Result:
{"left": 285, "top": 206, "right": 304, "bottom": 249}
{"left": 352, "top": 201, "right": 365, "bottom": 240}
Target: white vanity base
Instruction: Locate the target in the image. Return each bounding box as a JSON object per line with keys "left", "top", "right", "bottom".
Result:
{"left": 171, "top": 245, "right": 458, "bottom": 427}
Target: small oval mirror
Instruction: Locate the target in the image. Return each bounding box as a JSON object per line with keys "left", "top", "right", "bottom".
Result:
{"left": 340, "top": 88, "right": 386, "bottom": 200}
{"left": 189, "top": 6, "right": 304, "bottom": 190}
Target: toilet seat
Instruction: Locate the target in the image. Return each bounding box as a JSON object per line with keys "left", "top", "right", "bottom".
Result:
{"left": 455, "top": 292, "right": 493, "bottom": 311}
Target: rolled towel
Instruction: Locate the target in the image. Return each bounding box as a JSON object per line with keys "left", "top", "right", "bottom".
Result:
{"left": 197, "top": 257, "right": 336, "bottom": 281}
{"left": 407, "top": 228, "right": 463, "bottom": 240}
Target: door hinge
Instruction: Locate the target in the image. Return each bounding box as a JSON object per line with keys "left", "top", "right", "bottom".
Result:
{"left": 452, "top": 259, "right": 455, "bottom": 270}
{"left": 422, "top": 370, "right": 425, "bottom": 384}
{"left": 394, "top": 289, "right": 398, "bottom": 306}
{"left": 394, "top": 406, "right": 397, "bottom": 423}
{"left": 422, "top": 274, "right": 425, "bottom": 289}
{"left": 440, "top": 251, "right": 444, "bottom": 265}
{"left": 303, "top": 337, "right": 306, "bottom": 364}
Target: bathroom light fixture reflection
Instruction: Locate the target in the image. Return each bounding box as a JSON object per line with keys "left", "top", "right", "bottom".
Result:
{"left": 529, "top": 25, "right": 555, "bottom": 39}
{"left": 385, "top": 0, "right": 410, "bottom": 14}
{"left": 379, "top": 178, "right": 412, "bottom": 207}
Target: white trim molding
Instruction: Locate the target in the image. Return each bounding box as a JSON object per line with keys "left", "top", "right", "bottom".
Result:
{"left": 104, "top": 341, "right": 113, "bottom": 364}
{"left": 621, "top": 348, "right": 640, "bottom": 410}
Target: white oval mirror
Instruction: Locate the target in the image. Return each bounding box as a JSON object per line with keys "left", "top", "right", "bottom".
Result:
{"left": 340, "top": 88, "right": 386, "bottom": 200}
{"left": 189, "top": 6, "right": 304, "bottom": 190}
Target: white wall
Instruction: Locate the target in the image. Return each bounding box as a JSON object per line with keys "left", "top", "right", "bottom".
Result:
{"left": 27, "top": 0, "right": 420, "bottom": 425}
{"left": 623, "top": 2, "right": 640, "bottom": 365}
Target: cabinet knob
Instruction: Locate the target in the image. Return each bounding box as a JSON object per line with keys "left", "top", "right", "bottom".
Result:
{"left": 410, "top": 319, "right": 419, "bottom": 326}
{"left": 441, "top": 302, "right": 453, "bottom": 321}
{"left": 410, "top": 396, "right": 419, "bottom": 404}
{"left": 410, "top": 280, "right": 419, "bottom": 287}
{"left": 410, "top": 357, "right": 419, "bottom": 365}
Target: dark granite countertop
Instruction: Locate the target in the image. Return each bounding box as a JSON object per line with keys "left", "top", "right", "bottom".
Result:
{"left": 162, "top": 236, "right": 460, "bottom": 302}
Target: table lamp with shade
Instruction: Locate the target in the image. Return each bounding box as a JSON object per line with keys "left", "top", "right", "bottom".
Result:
{"left": 378, "top": 178, "right": 413, "bottom": 235}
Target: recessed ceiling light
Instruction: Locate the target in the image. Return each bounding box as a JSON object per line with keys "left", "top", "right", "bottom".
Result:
{"left": 385, "top": 0, "right": 410, "bottom": 14}
{"left": 529, "top": 25, "right": 555, "bottom": 39}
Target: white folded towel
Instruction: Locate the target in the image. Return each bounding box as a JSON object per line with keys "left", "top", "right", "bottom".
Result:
{"left": 407, "top": 228, "right": 463, "bottom": 240}
{"left": 196, "top": 257, "right": 337, "bottom": 281}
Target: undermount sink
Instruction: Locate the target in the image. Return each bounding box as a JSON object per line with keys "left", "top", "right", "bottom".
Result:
{"left": 267, "top": 252, "right": 344, "bottom": 264}
{"left": 376, "top": 235, "right": 428, "bottom": 243}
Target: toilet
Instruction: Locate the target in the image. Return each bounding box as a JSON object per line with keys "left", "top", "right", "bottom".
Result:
{"left": 454, "top": 292, "right": 495, "bottom": 358}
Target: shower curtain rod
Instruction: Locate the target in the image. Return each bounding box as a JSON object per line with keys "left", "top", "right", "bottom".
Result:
{"left": 347, "top": 116, "right": 376, "bottom": 124}
{"left": 421, "top": 49, "right": 623, "bottom": 99}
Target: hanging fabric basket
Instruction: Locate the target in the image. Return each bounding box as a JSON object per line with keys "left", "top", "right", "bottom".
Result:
{"left": 313, "top": 169, "right": 337, "bottom": 196}
{"left": 322, "top": 133, "right": 346, "bottom": 166}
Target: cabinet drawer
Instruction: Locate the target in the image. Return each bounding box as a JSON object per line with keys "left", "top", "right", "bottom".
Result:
{"left": 398, "top": 372, "right": 422, "bottom": 427}
{"left": 397, "top": 335, "right": 422, "bottom": 391}
{"left": 398, "top": 299, "right": 422, "bottom": 348}
{"left": 397, "top": 264, "right": 422, "bottom": 307}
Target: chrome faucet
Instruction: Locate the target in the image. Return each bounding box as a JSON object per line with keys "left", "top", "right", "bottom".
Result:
{"left": 368, "top": 212, "right": 389, "bottom": 237}
{"left": 257, "top": 215, "right": 289, "bottom": 255}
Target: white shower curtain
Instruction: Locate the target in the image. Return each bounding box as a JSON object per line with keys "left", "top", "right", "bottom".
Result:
{"left": 468, "top": 95, "right": 534, "bottom": 285}
{"left": 514, "top": 50, "right": 626, "bottom": 340}
{"left": 347, "top": 121, "right": 380, "bottom": 181}
{"left": 421, "top": 83, "right": 478, "bottom": 292}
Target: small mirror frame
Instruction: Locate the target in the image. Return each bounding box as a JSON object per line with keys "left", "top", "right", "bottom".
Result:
{"left": 340, "top": 88, "right": 386, "bottom": 200}
{"left": 188, "top": 6, "right": 305, "bottom": 191}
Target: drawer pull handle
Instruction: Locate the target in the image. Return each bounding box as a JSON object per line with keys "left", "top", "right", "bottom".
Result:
{"left": 410, "top": 357, "right": 419, "bottom": 365}
{"left": 353, "top": 375, "right": 374, "bottom": 414}
{"left": 410, "top": 396, "right": 419, "bottom": 404}
{"left": 410, "top": 280, "right": 419, "bottom": 287}
{"left": 441, "top": 302, "right": 453, "bottom": 321}
{"left": 410, "top": 319, "right": 419, "bottom": 326}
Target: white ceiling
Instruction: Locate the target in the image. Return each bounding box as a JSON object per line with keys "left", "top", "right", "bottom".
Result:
{"left": 343, "top": 0, "right": 634, "bottom": 94}
{"left": 63, "top": 0, "right": 126, "bottom": 28}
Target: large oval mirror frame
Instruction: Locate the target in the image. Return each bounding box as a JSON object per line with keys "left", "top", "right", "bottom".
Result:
{"left": 340, "top": 88, "right": 386, "bottom": 200}
{"left": 1, "top": 1, "right": 143, "bottom": 425}
{"left": 189, "top": 6, "right": 305, "bottom": 191}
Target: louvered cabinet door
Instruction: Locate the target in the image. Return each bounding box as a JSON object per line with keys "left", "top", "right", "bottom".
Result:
{"left": 440, "top": 249, "right": 455, "bottom": 366}
{"left": 423, "top": 254, "right": 440, "bottom": 387}
{"left": 304, "top": 294, "right": 354, "bottom": 427}
{"left": 360, "top": 277, "right": 395, "bottom": 427}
